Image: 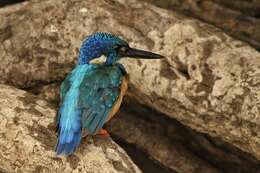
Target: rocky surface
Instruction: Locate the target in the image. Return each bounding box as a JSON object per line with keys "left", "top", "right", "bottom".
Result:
{"left": 109, "top": 101, "right": 260, "bottom": 173}
{"left": 34, "top": 83, "right": 260, "bottom": 173}
{"left": 0, "top": 0, "right": 259, "bottom": 160}
{"left": 0, "top": 0, "right": 260, "bottom": 172}
{"left": 109, "top": 109, "right": 222, "bottom": 173}
{"left": 0, "top": 84, "right": 141, "bottom": 173}
{"left": 123, "top": 20, "right": 260, "bottom": 161}
{"left": 143, "top": 0, "right": 260, "bottom": 50}
{"left": 33, "top": 82, "right": 222, "bottom": 173}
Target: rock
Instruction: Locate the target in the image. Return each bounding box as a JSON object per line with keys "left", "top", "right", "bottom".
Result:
{"left": 29, "top": 82, "right": 60, "bottom": 105}
{"left": 142, "top": 0, "right": 260, "bottom": 50}
{"left": 108, "top": 102, "right": 260, "bottom": 173}
{"left": 109, "top": 110, "right": 222, "bottom": 173}
{"left": 0, "top": 0, "right": 259, "bottom": 161}
{"left": 32, "top": 82, "right": 222, "bottom": 173}
{"left": 31, "top": 83, "right": 260, "bottom": 173}
{"left": 0, "top": 84, "right": 141, "bottom": 173}
{"left": 212, "top": 0, "right": 260, "bottom": 17}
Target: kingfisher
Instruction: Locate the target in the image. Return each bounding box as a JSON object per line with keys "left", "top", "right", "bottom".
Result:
{"left": 55, "top": 32, "right": 164, "bottom": 155}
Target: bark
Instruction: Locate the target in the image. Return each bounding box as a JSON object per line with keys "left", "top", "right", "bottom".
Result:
{"left": 0, "top": 84, "right": 141, "bottom": 173}
{"left": 0, "top": 0, "right": 259, "bottom": 162}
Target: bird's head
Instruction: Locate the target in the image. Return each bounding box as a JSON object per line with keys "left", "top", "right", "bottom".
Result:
{"left": 78, "top": 32, "right": 164, "bottom": 65}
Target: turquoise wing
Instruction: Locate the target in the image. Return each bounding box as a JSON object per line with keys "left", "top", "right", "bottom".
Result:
{"left": 55, "top": 67, "right": 80, "bottom": 132}
{"left": 79, "top": 64, "right": 126, "bottom": 134}
{"left": 55, "top": 72, "right": 72, "bottom": 129}
{"left": 56, "top": 65, "right": 90, "bottom": 155}
{"left": 60, "top": 73, "right": 72, "bottom": 101}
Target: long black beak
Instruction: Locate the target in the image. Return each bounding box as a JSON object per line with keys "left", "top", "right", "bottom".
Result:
{"left": 120, "top": 47, "right": 164, "bottom": 59}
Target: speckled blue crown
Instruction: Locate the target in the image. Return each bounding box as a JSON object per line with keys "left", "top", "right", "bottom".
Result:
{"left": 78, "top": 32, "right": 128, "bottom": 64}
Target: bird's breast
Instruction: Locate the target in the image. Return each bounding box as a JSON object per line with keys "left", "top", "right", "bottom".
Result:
{"left": 107, "top": 74, "right": 129, "bottom": 122}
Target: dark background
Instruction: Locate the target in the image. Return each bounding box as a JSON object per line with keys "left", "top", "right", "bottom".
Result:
{"left": 0, "top": 0, "right": 25, "bottom": 7}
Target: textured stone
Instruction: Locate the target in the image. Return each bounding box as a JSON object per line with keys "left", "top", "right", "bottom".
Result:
{"left": 0, "top": 0, "right": 259, "bottom": 161}
{"left": 0, "top": 84, "right": 141, "bottom": 173}
{"left": 109, "top": 110, "right": 222, "bottom": 173}
{"left": 142, "top": 0, "right": 260, "bottom": 50}
{"left": 32, "top": 83, "right": 260, "bottom": 173}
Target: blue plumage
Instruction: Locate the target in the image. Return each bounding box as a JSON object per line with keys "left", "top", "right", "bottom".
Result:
{"left": 78, "top": 32, "right": 128, "bottom": 65}
{"left": 56, "top": 63, "right": 125, "bottom": 155}
{"left": 79, "top": 64, "right": 125, "bottom": 133}
{"left": 56, "top": 65, "right": 91, "bottom": 155}
{"left": 55, "top": 32, "right": 163, "bottom": 155}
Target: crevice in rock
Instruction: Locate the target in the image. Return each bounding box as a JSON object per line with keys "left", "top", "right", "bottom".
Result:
{"left": 0, "top": 0, "right": 26, "bottom": 7}
{"left": 211, "top": 0, "right": 260, "bottom": 18}
{"left": 112, "top": 136, "right": 176, "bottom": 173}
{"left": 107, "top": 97, "right": 260, "bottom": 173}
{"left": 1, "top": 0, "right": 260, "bottom": 172}
{"left": 26, "top": 82, "right": 260, "bottom": 173}
{"left": 142, "top": 0, "right": 260, "bottom": 51}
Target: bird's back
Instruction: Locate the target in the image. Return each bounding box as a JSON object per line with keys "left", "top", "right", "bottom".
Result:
{"left": 56, "top": 63, "right": 127, "bottom": 155}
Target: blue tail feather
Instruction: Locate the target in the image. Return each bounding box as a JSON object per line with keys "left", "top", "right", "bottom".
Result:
{"left": 56, "top": 129, "right": 82, "bottom": 155}
{"left": 56, "top": 106, "right": 82, "bottom": 155}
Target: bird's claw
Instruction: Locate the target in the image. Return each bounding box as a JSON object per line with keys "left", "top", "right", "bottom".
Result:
{"left": 96, "top": 128, "right": 110, "bottom": 137}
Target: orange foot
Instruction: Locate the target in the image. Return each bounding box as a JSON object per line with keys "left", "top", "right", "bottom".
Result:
{"left": 96, "top": 128, "right": 110, "bottom": 137}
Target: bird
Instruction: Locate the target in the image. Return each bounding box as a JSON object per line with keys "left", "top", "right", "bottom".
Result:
{"left": 55, "top": 32, "right": 164, "bottom": 155}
